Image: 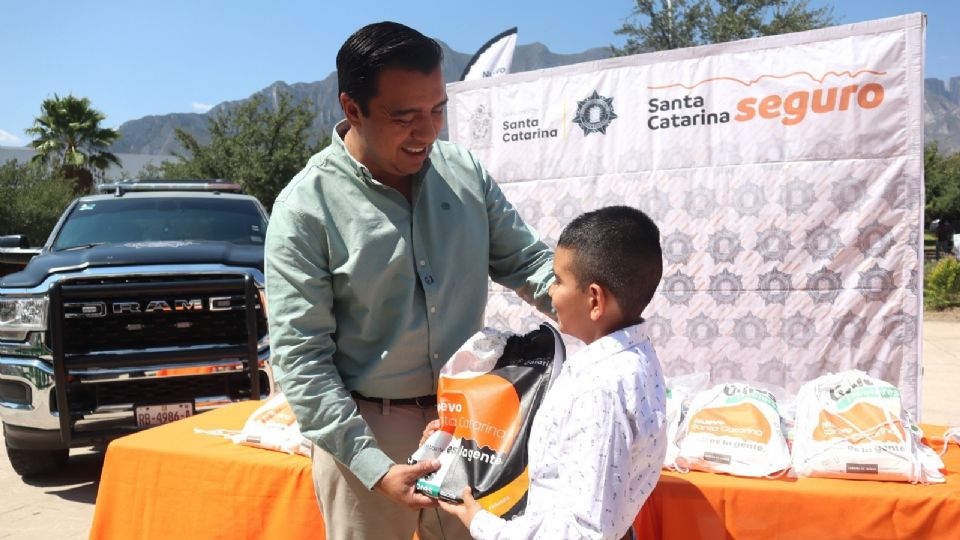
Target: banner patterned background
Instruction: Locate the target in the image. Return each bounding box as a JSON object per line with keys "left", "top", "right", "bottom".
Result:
{"left": 448, "top": 15, "right": 926, "bottom": 415}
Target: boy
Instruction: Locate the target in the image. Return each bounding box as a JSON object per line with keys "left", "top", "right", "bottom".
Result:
{"left": 436, "top": 205, "right": 668, "bottom": 539}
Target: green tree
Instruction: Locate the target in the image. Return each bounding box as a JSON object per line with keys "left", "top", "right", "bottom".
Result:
{"left": 613, "top": 0, "right": 835, "bottom": 55}
{"left": 145, "top": 91, "right": 326, "bottom": 208}
{"left": 925, "top": 257, "right": 960, "bottom": 310}
{"left": 0, "top": 160, "right": 75, "bottom": 245}
{"left": 614, "top": 0, "right": 706, "bottom": 53}
{"left": 925, "top": 144, "right": 960, "bottom": 223}
{"left": 26, "top": 94, "right": 121, "bottom": 194}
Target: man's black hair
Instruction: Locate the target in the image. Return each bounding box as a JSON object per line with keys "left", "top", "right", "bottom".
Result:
{"left": 557, "top": 206, "right": 663, "bottom": 320}
{"left": 336, "top": 21, "right": 443, "bottom": 116}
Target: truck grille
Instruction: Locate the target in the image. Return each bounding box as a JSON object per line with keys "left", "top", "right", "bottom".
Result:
{"left": 47, "top": 273, "right": 267, "bottom": 445}
{"left": 54, "top": 275, "right": 267, "bottom": 355}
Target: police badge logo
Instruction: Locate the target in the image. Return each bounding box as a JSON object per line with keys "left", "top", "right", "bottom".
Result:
{"left": 857, "top": 222, "right": 895, "bottom": 258}
{"left": 708, "top": 269, "right": 744, "bottom": 305}
{"left": 829, "top": 176, "right": 866, "bottom": 212}
{"left": 662, "top": 231, "right": 695, "bottom": 264}
{"left": 803, "top": 223, "right": 842, "bottom": 261}
{"left": 756, "top": 358, "right": 786, "bottom": 387}
{"left": 857, "top": 263, "right": 894, "bottom": 302}
{"left": 805, "top": 266, "right": 843, "bottom": 303}
{"left": 683, "top": 186, "right": 718, "bottom": 219}
{"left": 882, "top": 312, "right": 917, "bottom": 345}
{"left": 732, "top": 182, "right": 766, "bottom": 217}
{"left": 830, "top": 312, "right": 869, "bottom": 349}
{"left": 882, "top": 176, "right": 921, "bottom": 210}
{"left": 779, "top": 179, "right": 816, "bottom": 215}
{"left": 907, "top": 268, "right": 919, "bottom": 291}
{"left": 757, "top": 268, "right": 793, "bottom": 305}
{"left": 573, "top": 90, "right": 618, "bottom": 135}
{"left": 644, "top": 314, "right": 674, "bottom": 343}
{"left": 780, "top": 313, "right": 817, "bottom": 348}
{"left": 710, "top": 358, "right": 745, "bottom": 382}
{"left": 641, "top": 186, "right": 672, "bottom": 221}
{"left": 707, "top": 229, "right": 744, "bottom": 264}
{"left": 755, "top": 227, "right": 794, "bottom": 263}
{"left": 685, "top": 313, "right": 719, "bottom": 348}
{"left": 733, "top": 313, "right": 769, "bottom": 349}
{"left": 662, "top": 271, "right": 697, "bottom": 305}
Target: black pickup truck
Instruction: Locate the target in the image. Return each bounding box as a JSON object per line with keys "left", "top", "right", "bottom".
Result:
{"left": 0, "top": 179, "right": 274, "bottom": 476}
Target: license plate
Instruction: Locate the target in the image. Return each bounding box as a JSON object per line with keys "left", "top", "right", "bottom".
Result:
{"left": 135, "top": 402, "right": 194, "bottom": 427}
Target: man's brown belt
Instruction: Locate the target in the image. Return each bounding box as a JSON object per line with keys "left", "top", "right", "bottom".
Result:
{"left": 350, "top": 392, "right": 437, "bottom": 408}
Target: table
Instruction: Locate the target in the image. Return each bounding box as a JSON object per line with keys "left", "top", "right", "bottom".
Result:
{"left": 90, "top": 400, "right": 322, "bottom": 539}
{"left": 637, "top": 434, "right": 960, "bottom": 539}
{"left": 90, "top": 400, "right": 960, "bottom": 539}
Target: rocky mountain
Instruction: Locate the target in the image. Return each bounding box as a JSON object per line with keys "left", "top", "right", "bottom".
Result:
{"left": 109, "top": 41, "right": 960, "bottom": 157}
{"left": 925, "top": 77, "right": 960, "bottom": 154}
{"left": 109, "top": 41, "right": 612, "bottom": 155}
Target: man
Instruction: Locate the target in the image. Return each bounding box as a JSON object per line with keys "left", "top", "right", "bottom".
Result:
{"left": 936, "top": 219, "right": 954, "bottom": 259}
{"left": 264, "top": 21, "right": 554, "bottom": 540}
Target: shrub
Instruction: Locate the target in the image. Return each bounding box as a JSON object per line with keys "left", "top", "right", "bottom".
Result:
{"left": 924, "top": 257, "right": 960, "bottom": 310}
{"left": 0, "top": 160, "right": 75, "bottom": 245}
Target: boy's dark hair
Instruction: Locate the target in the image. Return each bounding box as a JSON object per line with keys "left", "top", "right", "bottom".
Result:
{"left": 558, "top": 206, "right": 663, "bottom": 320}
{"left": 336, "top": 21, "right": 443, "bottom": 116}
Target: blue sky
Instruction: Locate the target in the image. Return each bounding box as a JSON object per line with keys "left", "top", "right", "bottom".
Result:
{"left": 0, "top": 0, "right": 956, "bottom": 147}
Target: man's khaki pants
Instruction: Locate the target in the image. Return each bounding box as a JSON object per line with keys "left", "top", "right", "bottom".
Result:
{"left": 312, "top": 399, "right": 471, "bottom": 540}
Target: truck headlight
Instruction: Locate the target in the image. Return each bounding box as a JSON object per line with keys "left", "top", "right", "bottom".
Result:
{"left": 0, "top": 296, "right": 48, "bottom": 339}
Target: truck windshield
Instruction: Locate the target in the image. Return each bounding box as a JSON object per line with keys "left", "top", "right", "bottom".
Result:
{"left": 53, "top": 197, "right": 268, "bottom": 250}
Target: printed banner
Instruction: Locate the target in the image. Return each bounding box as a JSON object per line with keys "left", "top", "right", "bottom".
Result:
{"left": 447, "top": 15, "right": 926, "bottom": 417}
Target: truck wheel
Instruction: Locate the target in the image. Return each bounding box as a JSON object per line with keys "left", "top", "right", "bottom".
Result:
{"left": 5, "top": 444, "right": 69, "bottom": 477}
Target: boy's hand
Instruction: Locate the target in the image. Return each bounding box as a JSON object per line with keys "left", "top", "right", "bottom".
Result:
{"left": 374, "top": 461, "right": 441, "bottom": 509}
{"left": 419, "top": 419, "right": 442, "bottom": 446}
{"left": 438, "top": 487, "right": 483, "bottom": 529}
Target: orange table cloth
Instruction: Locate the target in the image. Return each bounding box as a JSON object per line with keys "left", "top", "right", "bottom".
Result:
{"left": 90, "top": 400, "right": 960, "bottom": 539}
{"left": 90, "top": 400, "right": 322, "bottom": 539}
{"left": 637, "top": 430, "right": 960, "bottom": 539}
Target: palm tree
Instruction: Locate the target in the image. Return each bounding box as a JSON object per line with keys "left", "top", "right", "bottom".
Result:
{"left": 26, "top": 94, "right": 121, "bottom": 193}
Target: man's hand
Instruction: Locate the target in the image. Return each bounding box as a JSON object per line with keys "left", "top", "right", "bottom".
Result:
{"left": 438, "top": 487, "right": 483, "bottom": 530}
{"left": 374, "top": 461, "right": 441, "bottom": 508}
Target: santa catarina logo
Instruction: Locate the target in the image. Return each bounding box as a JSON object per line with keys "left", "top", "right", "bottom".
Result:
{"left": 573, "top": 90, "right": 618, "bottom": 135}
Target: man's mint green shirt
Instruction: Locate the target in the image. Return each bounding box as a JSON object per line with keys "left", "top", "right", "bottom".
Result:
{"left": 265, "top": 123, "right": 554, "bottom": 489}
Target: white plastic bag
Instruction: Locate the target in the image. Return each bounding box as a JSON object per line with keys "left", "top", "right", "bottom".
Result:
{"left": 195, "top": 393, "right": 312, "bottom": 457}
{"left": 791, "top": 370, "right": 944, "bottom": 483}
{"left": 939, "top": 426, "right": 960, "bottom": 457}
{"left": 663, "top": 372, "right": 710, "bottom": 469}
{"left": 675, "top": 382, "right": 792, "bottom": 477}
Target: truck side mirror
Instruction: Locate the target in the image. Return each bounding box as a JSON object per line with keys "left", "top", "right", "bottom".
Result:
{"left": 0, "top": 235, "right": 29, "bottom": 248}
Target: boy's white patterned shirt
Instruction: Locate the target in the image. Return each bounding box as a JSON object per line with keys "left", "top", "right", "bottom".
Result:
{"left": 470, "top": 322, "right": 668, "bottom": 539}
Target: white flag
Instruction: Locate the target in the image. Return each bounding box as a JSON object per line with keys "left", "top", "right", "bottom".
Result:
{"left": 460, "top": 27, "right": 518, "bottom": 81}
